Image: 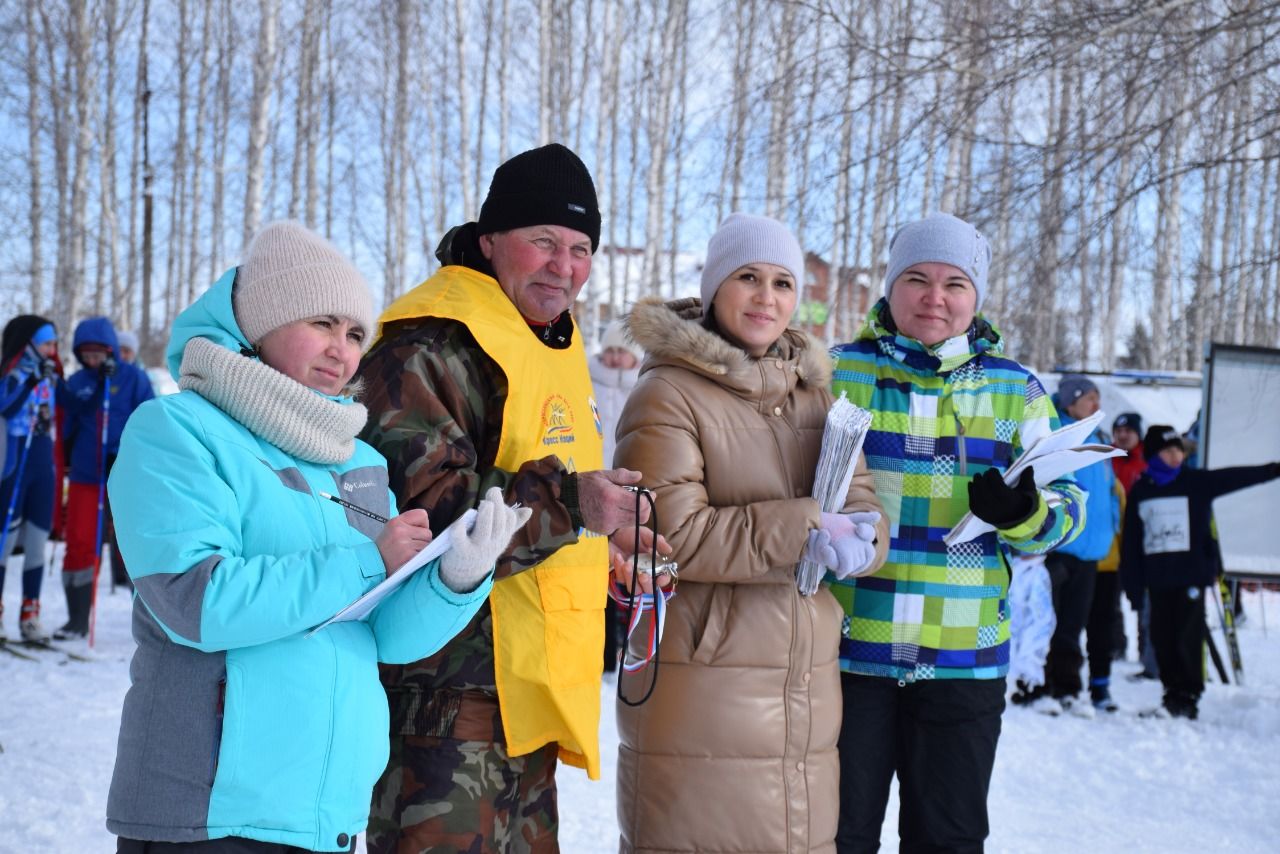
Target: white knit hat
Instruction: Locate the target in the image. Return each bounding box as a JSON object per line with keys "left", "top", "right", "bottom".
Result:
{"left": 233, "top": 221, "right": 376, "bottom": 350}
{"left": 600, "top": 320, "right": 643, "bottom": 362}
{"left": 700, "top": 213, "right": 805, "bottom": 318}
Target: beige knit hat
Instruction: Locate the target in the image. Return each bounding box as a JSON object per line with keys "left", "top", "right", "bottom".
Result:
{"left": 233, "top": 221, "right": 376, "bottom": 350}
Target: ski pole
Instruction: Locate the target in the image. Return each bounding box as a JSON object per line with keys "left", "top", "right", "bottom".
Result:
{"left": 0, "top": 428, "right": 35, "bottom": 567}
{"left": 1203, "top": 615, "right": 1229, "bottom": 684}
{"left": 88, "top": 376, "right": 111, "bottom": 649}
{"left": 0, "top": 348, "right": 47, "bottom": 563}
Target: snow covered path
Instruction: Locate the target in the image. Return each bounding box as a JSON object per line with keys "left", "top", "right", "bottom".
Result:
{"left": 4, "top": 562, "right": 1279, "bottom": 853}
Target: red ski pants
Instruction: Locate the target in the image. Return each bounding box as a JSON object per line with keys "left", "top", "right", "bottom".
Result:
{"left": 64, "top": 480, "right": 113, "bottom": 573}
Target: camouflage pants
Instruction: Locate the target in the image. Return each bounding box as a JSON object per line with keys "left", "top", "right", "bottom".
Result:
{"left": 367, "top": 693, "right": 560, "bottom": 854}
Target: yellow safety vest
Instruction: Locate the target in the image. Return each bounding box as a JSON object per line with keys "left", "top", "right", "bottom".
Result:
{"left": 378, "top": 265, "right": 608, "bottom": 778}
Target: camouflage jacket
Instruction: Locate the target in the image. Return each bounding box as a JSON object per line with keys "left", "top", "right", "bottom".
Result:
{"left": 356, "top": 302, "right": 583, "bottom": 740}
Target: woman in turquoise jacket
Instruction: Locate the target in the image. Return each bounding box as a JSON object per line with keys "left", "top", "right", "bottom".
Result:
{"left": 107, "top": 222, "right": 529, "bottom": 854}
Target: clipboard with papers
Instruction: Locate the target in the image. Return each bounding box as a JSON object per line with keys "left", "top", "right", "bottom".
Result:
{"left": 944, "top": 410, "right": 1124, "bottom": 546}
{"left": 307, "top": 508, "right": 477, "bottom": 636}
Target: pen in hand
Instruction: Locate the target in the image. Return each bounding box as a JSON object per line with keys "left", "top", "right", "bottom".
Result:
{"left": 318, "top": 491, "right": 389, "bottom": 524}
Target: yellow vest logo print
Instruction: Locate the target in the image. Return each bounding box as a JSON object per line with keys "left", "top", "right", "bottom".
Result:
{"left": 541, "top": 394, "right": 576, "bottom": 446}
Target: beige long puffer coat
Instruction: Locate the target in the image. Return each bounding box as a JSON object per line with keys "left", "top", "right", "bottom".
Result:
{"left": 614, "top": 297, "right": 888, "bottom": 854}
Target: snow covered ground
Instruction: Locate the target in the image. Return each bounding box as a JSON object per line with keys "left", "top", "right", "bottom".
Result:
{"left": 4, "top": 555, "right": 1279, "bottom": 853}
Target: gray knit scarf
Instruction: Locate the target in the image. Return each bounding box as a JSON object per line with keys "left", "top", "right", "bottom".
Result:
{"left": 178, "top": 336, "right": 368, "bottom": 464}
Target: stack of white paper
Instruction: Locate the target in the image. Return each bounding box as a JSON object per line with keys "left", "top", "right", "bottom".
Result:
{"left": 308, "top": 508, "right": 477, "bottom": 635}
{"left": 944, "top": 410, "right": 1124, "bottom": 546}
{"left": 797, "top": 394, "right": 874, "bottom": 595}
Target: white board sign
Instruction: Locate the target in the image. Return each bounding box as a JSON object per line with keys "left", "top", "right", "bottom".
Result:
{"left": 1202, "top": 344, "right": 1280, "bottom": 578}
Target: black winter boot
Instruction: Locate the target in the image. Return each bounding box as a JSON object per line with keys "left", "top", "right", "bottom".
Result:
{"left": 54, "top": 582, "right": 92, "bottom": 640}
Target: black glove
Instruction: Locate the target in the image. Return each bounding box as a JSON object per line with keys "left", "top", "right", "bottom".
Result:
{"left": 967, "top": 467, "right": 1039, "bottom": 529}
{"left": 99, "top": 356, "right": 118, "bottom": 377}
{"left": 38, "top": 358, "right": 57, "bottom": 380}
{"left": 35, "top": 411, "right": 52, "bottom": 435}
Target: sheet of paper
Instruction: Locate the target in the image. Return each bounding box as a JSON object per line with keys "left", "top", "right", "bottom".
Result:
{"left": 943, "top": 411, "right": 1124, "bottom": 546}
{"left": 308, "top": 508, "right": 476, "bottom": 635}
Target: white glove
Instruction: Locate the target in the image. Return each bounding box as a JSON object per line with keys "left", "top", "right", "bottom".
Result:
{"left": 439, "top": 487, "right": 533, "bottom": 593}
{"left": 806, "top": 510, "right": 881, "bottom": 580}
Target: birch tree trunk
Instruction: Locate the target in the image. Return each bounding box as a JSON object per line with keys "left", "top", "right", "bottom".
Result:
{"left": 497, "top": 0, "right": 510, "bottom": 163}
{"left": 596, "top": 0, "right": 619, "bottom": 315}
{"left": 209, "top": 0, "right": 233, "bottom": 276}
{"left": 473, "top": 0, "right": 494, "bottom": 215}
{"left": 719, "top": 0, "right": 757, "bottom": 220}
{"left": 1191, "top": 158, "right": 1221, "bottom": 367}
{"left": 455, "top": 0, "right": 473, "bottom": 219}
{"left": 764, "top": 0, "right": 796, "bottom": 218}
{"left": 1248, "top": 155, "right": 1270, "bottom": 343}
{"left": 383, "top": 0, "right": 412, "bottom": 303}
{"left": 666, "top": 6, "right": 690, "bottom": 299}
{"left": 25, "top": 0, "right": 44, "bottom": 312}
{"left": 867, "top": 0, "right": 908, "bottom": 333}
{"left": 824, "top": 0, "right": 857, "bottom": 346}
{"left": 185, "top": 4, "right": 214, "bottom": 306}
{"left": 1030, "top": 63, "right": 1072, "bottom": 372}
{"left": 139, "top": 0, "right": 154, "bottom": 350}
{"left": 39, "top": 6, "right": 70, "bottom": 326}
{"left": 92, "top": 0, "right": 116, "bottom": 315}
{"left": 640, "top": 0, "right": 687, "bottom": 296}
{"left": 1102, "top": 78, "right": 1139, "bottom": 371}
{"left": 243, "top": 0, "right": 279, "bottom": 245}
{"left": 290, "top": 0, "right": 319, "bottom": 223}
{"left": 323, "top": 3, "right": 336, "bottom": 236}
{"left": 165, "top": 0, "right": 190, "bottom": 324}
{"left": 63, "top": 0, "right": 95, "bottom": 332}
{"left": 538, "top": 0, "right": 552, "bottom": 144}
{"left": 990, "top": 55, "right": 1017, "bottom": 321}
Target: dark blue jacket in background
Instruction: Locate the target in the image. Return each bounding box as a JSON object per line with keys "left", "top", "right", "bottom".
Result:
{"left": 1120, "top": 463, "right": 1280, "bottom": 601}
{"left": 62, "top": 317, "right": 154, "bottom": 484}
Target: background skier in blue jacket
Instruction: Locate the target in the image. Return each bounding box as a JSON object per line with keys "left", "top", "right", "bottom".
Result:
{"left": 1041, "top": 375, "right": 1121, "bottom": 717}
{"left": 56, "top": 316, "right": 154, "bottom": 638}
{"left": 0, "top": 315, "right": 60, "bottom": 642}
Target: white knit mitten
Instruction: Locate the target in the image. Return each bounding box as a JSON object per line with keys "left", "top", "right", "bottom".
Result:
{"left": 439, "top": 487, "right": 532, "bottom": 593}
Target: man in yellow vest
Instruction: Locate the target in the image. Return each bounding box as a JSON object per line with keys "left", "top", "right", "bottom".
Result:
{"left": 358, "top": 143, "right": 658, "bottom": 853}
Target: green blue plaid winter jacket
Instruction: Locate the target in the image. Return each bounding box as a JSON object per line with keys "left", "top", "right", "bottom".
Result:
{"left": 830, "top": 300, "right": 1084, "bottom": 681}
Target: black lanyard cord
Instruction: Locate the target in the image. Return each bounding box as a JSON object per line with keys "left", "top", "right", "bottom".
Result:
{"left": 617, "top": 487, "right": 661, "bottom": 708}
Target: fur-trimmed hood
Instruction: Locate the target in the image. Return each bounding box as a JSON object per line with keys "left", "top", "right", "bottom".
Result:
{"left": 625, "top": 296, "right": 832, "bottom": 394}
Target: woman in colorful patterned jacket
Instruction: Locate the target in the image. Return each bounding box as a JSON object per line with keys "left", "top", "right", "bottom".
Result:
{"left": 106, "top": 222, "right": 529, "bottom": 854}
{"left": 829, "top": 212, "right": 1085, "bottom": 853}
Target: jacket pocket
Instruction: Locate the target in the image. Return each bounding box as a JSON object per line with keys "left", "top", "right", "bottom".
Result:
{"left": 212, "top": 663, "right": 243, "bottom": 791}
{"left": 691, "top": 585, "right": 734, "bottom": 665}
{"left": 209, "top": 676, "right": 226, "bottom": 786}
{"left": 537, "top": 564, "right": 606, "bottom": 688}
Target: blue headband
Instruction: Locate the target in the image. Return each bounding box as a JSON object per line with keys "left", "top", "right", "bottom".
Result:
{"left": 31, "top": 324, "right": 56, "bottom": 346}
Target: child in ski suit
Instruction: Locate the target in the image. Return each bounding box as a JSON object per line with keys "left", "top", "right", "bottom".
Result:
{"left": 56, "top": 317, "right": 153, "bottom": 638}
{"left": 1007, "top": 550, "right": 1056, "bottom": 704}
{"left": 0, "top": 315, "right": 60, "bottom": 642}
{"left": 1120, "top": 425, "right": 1280, "bottom": 719}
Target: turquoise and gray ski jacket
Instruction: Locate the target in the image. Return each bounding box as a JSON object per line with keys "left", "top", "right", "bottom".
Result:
{"left": 106, "top": 269, "right": 492, "bottom": 851}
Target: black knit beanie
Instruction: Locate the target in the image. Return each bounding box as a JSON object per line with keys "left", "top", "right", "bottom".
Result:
{"left": 1112, "top": 412, "right": 1143, "bottom": 434}
{"left": 476, "top": 143, "right": 601, "bottom": 251}
{"left": 1143, "top": 424, "right": 1184, "bottom": 460}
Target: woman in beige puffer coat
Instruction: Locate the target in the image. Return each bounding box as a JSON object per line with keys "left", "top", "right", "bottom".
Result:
{"left": 614, "top": 214, "right": 888, "bottom": 854}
